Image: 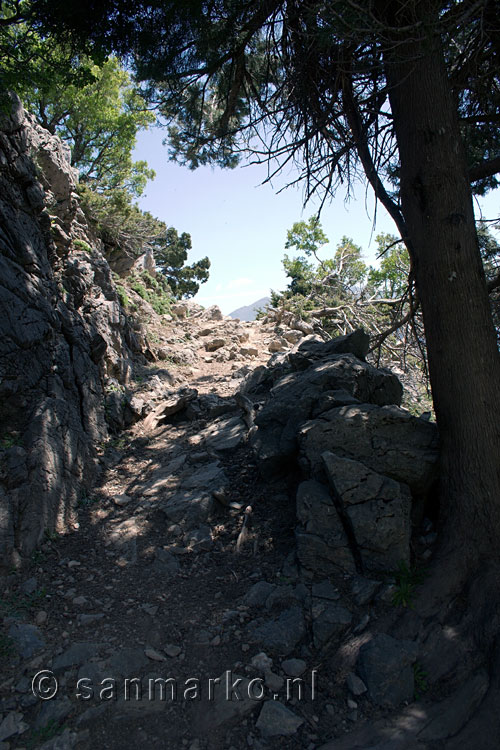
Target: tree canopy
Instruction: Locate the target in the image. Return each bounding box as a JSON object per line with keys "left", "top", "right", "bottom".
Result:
{"left": 23, "top": 55, "right": 155, "bottom": 196}
{"left": 273, "top": 218, "right": 421, "bottom": 371}
{"left": 153, "top": 227, "right": 211, "bottom": 298}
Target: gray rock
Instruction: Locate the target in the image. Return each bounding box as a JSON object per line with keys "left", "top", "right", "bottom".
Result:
{"left": 264, "top": 670, "right": 284, "bottom": 692}
{"left": 194, "top": 629, "right": 211, "bottom": 645}
{"left": 0, "top": 101, "right": 139, "bottom": 570}
{"left": 171, "top": 302, "right": 188, "bottom": 318}
{"left": 161, "top": 489, "right": 213, "bottom": 527}
{"left": 310, "top": 389, "right": 361, "bottom": 417}
{"left": 8, "top": 622, "right": 45, "bottom": 658}
{"left": 282, "top": 329, "right": 302, "bottom": 345}
{"left": 244, "top": 581, "right": 277, "bottom": 608}
{"left": 346, "top": 672, "right": 368, "bottom": 696}
{"left": 281, "top": 658, "right": 307, "bottom": 677}
{"left": 107, "top": 517, "right": 140, "bottom": 564}
{"left": 202, "top": 305, "right": 224, "bottom": 321}
{"left": 165, "top": 644, "right": 181, "bottom": 657}
{"left": 251, "top": 652, "right": 273, "bottom": 673}
{"left": 300, "top": 403, "right": 438, "bottom": 495}
{"left": 312, "top": 580, "right": 341, "bottom": 601}
{"left": 21, "top": 576, "right": 38, "bottom": 595}
{"left": 52, "top": 642, "right": 100, "bottom": 671}
{"left": 72, "top": 595, "right": 89, "bottom": 607}
{"left": 351, "top": 576, "right": 383, "bottom": 606}
{"left": 141, "top": 454, "right": 187, "bottom": 497}
{"left": 77, "top": 613, "right": 105, "bottom": 625}
{"left": 295, "top": 480, "right": 356, "bottom": 576}
{"left": 312, "top": 601, "right": 352, "bottom": 648}
{"left": 112, "top": 493, "right": 132, "bottom": 507}
{"left": 182, "top": 461, "right": 225, "bottom": 490}
{"left": 205, "top": 338, "right": 227, "bottom": 352}
{"left": 197, "top": 672, "right": 262, "bottom": 729}
{"left": 322, "top": 451, "right": 412, "bottom": 572}
{"left": 268, "top": 337, "right": 288, "bottom": 353}
{"left": 249, "top": 606, "right": 306, "bottom": 655}
{"left": 265, "top": 585, "right": 298, "bottom": 611}
{"left": 256, "top": 700, "right": 304, "bottom": 736}
{"left": 142, "top": 388, "right": 198, "bottom": 430}
{"left": 357, "top": 634, "right": 419, "bottom": 707}
{"left": 353, "top": 613, "right": 370, "bottom": 634}
{"left": 296, "top": 329, "right": 370, "bottom": 361}
{"left": 15, "top": 676, "right": 31, "bottom": 693}
{"left": 200, "top": 416, "right": 247, "bottom": 452}
{"left": 77, "top": 661, "right": 103, "bottom": 685}
{"left": 317, "top": 721, "right": 425, "bottom": 750}
{"left": 252, "top": 353, "right": 403, "bottom": 479}
{"left": 108, "top": 647, "right": 149, "bottom": 677}
{"left": 34, "top": 697, "right": 72, "bottom": 729}
{"left": 0, "top": 712, "right": 28, "bottom": 742}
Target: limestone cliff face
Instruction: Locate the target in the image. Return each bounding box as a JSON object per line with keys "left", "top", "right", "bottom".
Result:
{"left": 0, "top": 96, "right": 139, "bottom": 569}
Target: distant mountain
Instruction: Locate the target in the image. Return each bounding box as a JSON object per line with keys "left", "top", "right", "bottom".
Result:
{"left": 228, "top": 296, "right": 270, "bottom": 322}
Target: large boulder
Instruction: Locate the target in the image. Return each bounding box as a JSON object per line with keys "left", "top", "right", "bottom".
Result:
{"left": 295, "top": 480, "right": 356, "bottom": 576}
{"left": 291, "top": 328, "right": 370, "bottom": 364}
{"left": 252, "top": 354, "right": 402, "bottom": 480}
{"left": 322, "top": 451, "right": 412, "bottom": 572}
{"left": 299, "top": 403, "right": 439, "bottom": 496}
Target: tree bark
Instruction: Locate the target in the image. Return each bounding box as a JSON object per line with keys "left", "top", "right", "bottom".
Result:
{"left": 381, "top": 1, "right": 500, "bottom": 581}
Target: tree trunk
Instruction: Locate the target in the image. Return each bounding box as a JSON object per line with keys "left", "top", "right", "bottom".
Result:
{"left": 381, "top": 2, "right": 500, "bottom": 586}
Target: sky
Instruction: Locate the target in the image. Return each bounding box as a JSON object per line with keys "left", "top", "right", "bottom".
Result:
{"left": 133, "top": 127, "right": 499, "bottom": 315}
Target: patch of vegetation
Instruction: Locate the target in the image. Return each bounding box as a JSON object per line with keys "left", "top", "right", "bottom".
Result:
{"left": 0, "top": 432, "right": 22, "bottom": 449}
{"left": 72, "top": 238, "right": 92, "bottom": 253}
{"left": 77, "top": 495, "right": 100, "bottom": 508}
{"left": 413, "top": 662, "right": 429, "bottom": 699}
{"left": 127, "top": 271, "right": 174, "bottom": 315}
{"left": 0, "top": 588, "right": 47, "bottom": 618}
{"left": 105, "top": 382, "right": 124, "bottom": 394}
{"left": 111, "top": 436, "right": 127, "bottom": 450}
{"left": 116, "top": 285, "right": 129, "bottom": 308}
{"left": 390, "top": 560, "right": 427, "bottom": 609}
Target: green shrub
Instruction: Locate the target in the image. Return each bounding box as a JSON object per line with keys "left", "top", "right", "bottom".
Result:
{"left": 73, "top": 238, "right": 92, "bottom": 253}
{"left": 127, "top": 273, "right": 173, "bottom": 315}
{"left": 116, "top": 285, "right": 129, "bottom": 308}
{"left": 390, "top": 560, "right": 427, "bottom": 609}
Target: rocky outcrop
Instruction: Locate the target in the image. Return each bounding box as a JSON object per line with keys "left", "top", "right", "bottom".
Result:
{"left": 243, "top": 330, "right": 439, "bottom": 576}
{"left": 251, "top": 337, "right": 403, "bottom": 480}
{"left": 0, "top": 96, "right": 138, "bottom": 569}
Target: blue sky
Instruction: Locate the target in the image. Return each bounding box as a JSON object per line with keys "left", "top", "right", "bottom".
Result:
{"left": 133, "top": 127, "right": 499, "bottom": 314}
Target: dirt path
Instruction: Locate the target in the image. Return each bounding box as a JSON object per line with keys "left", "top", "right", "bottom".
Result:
{"left": 1, "top": 307, "right": 480, "bottom": 750}
{"left": 0, "top": 315, "right": 336, "bottom": 749}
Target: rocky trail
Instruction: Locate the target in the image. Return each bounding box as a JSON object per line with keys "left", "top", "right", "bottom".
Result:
{"left": 0, "top": 102, "right": 494, "bottom": 750}
{"left": 1, "top": 303, "right": 489, "bottom": 750}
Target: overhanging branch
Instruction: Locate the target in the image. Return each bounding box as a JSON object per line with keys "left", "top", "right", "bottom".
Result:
{"left": 469, "top": 155, "right": 500, "bottom": 182}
